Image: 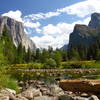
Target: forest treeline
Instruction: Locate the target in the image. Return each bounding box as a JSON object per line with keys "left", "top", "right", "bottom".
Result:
{"left": 0, "top": 26, "right": 100, "bottom": 68}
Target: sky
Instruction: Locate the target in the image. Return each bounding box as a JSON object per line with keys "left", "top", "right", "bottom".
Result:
{"left": 1, "top": 0, "right": 100, "bottom": 49}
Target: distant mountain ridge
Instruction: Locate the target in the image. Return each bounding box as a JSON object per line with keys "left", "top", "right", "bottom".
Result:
{"left": 0, "top": 16, "right": 36, "bottom": 51}
{"left": 60, "top": 44, "right": 68, "bottom": 51}
{"left": 68, "top": 13, "right": 100, "bottom": 49}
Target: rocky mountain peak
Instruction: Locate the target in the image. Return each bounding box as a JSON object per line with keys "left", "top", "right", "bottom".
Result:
{"left": 73, "top": 24, "right": 90, "bottom": 35}
{"left": 68, "top": 12, "right": 100, "bottom": 49}
{"left": 74, "top": 24, "right": 88, "bottom": 32}
{"left": 89, "top": 12, "right": 100, "bottom": 28}
{"left": 0, "top": 16, "right": 36, "bottom": 51}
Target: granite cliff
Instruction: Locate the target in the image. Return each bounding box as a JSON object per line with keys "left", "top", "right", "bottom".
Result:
{"left": 68, "top": 13, "right": 100, "bottom": 49}
{"left": 0, "top": 16, "right": 36, "bottom": 51}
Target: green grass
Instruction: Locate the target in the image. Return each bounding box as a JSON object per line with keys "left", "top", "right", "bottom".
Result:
{"left": 82, "top": 62, "right": 100, "bottom": 68}
{"left": 10, "top": 62, "right": 44, "bottom": 69}
{"left": 0, "top": 66, "right": 19, "bottom": 92}
{"left": 61, "top": 60, "right": 100, "bottom": 68}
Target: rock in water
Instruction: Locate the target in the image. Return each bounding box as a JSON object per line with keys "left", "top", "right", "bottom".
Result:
{"left": 0, "top": 16, "right": 36, "bottom": 51}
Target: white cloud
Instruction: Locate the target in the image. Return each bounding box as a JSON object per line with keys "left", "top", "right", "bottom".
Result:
{"left": 72, "top": 17, "right": 91, "bottom": 25}
{"left": 24, "top": 21, "right": 41, "bottom": 28}
{"left": 41, "top": 22, "right": 74, "bottom": 37}
{"left": 31, "top": 24, "right": 69, "bottom": 49}
{"left": 58, "top": 0, "right": 100, "bottom": 18}
{"left": 24, "top": 21, "right": 41, "bottom": 34}
{"left": 42, "top": 24, "right": 62, "bottom": 35}
{"left": 31, "top": 34, "right": 69, "bottom": 49}
{"left": 31, "top": 22, "right": 73, "bottom": 49}
{"left": 2, "top": 10, "right": 23, "bottom": 22}
{"left": 24, "top": 11, "right": 60, "bottom": 21}
{"left": 24, "top": 28, "right": 28, "bottom": 34}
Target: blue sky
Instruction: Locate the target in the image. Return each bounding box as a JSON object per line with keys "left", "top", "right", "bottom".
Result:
{"left": 0, "top": 0, "right": 84, "bottom": 15}
{"left": 1, "top": 0, "right": 100, "bottom": 49}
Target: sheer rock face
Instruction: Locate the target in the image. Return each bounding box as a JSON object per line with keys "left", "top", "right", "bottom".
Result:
{"left": 68, "top": 13, "right": 100, "bottom": 48}
{"left": 0, "top": 16, "right": 36, "bottom": 51}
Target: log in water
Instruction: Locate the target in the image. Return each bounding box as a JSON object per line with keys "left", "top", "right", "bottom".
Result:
{"left": 59, "top": 79, "right": 100, "bottom": 94}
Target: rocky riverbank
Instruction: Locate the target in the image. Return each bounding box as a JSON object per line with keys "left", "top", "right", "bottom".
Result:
{"left": 0, "top": 80, "right": 100, "bottom": 100}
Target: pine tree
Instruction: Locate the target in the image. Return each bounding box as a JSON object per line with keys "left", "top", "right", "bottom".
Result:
{"left": 53, "top": 51, "right": 62, "bottom": 66}
{"left": 26, "top": 48, "right": 32, "bottom": 63}
{"left": 40, "top": 49, "right": 49, "bottom": 63}
{"left": 35, "top": 48, "right": 41, "bottom": 62}
{"left": 15, "top": 43, "right": 23, "bottom": 63}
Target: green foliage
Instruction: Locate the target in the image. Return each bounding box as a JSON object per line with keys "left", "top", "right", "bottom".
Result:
{"left": 1, "top": 25, "right": 16, "bottom": 64}
{"left": 25, "top": 48, "right": 32, "bottom": 63}
{"left": 61, "top": 60, "right": 97, "bottom": 68}
{"left": 0, "top": 24, "right": 100, "bottom": 70}
{"left": 96, "top": 49, "right": 100, "bottom": 60}
{"left": 81, "top": 62, "right": 100, "bottom": 68}
{"left": 0, "top": 70, "right": 19, "bottom": 92}
{"left": 44, "top": 58, "right": 57, "bottom": 68}
{"left": 53, "top": 51, "right": 62, "bottom": 66}
{"left": 0, "top": 40, "right": 7, "bottom": 65}
{"left": 28, "top": 63, "right": 43, "bottom": 69}
{"left": 10, "top": 63, "right": 44, "bottom": 69}
{"left": 68, "top": 37, "right": 100, "bottom": 61}
{"left": 35, "top": 48, "right": 41, "bottom": 62}
{"left": 40, "top": 49, "right": 49, "bottom": 63}
{"left": 67, "top": 46, "right": 80, "bottom": 60}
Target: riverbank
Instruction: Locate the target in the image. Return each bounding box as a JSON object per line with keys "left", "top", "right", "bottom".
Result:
{"left": 0, "top": 79, "right": 100, "bottom": 100}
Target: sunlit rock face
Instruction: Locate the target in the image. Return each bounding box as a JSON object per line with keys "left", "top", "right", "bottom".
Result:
{"left": 0, "top": 16, "right": 36, "bottom": 51}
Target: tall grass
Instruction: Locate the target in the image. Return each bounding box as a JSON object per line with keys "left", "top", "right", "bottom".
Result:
{"left": 0, "top": 66, "right": 19, "bottom": 92}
